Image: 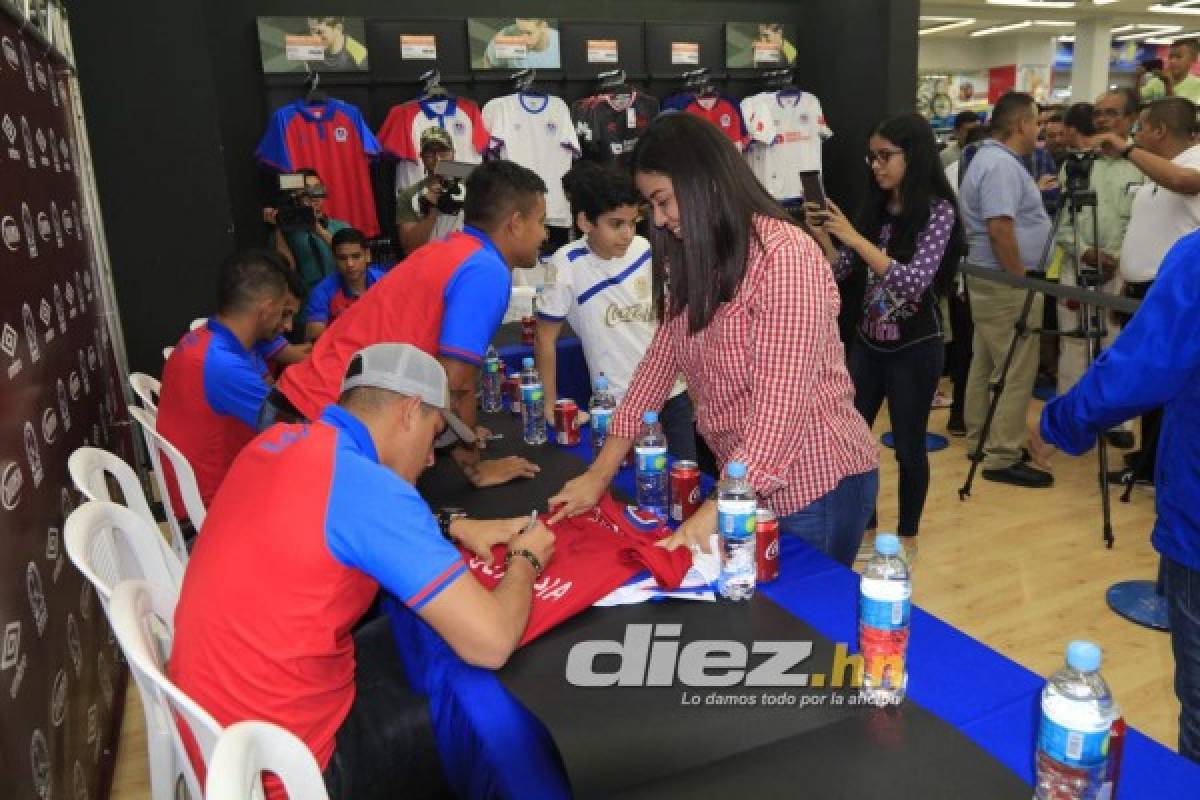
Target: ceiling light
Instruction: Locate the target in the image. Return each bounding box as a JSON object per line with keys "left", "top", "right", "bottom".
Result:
{"left": 971, "top": 20, "right": 1036, "bottom": 37}
{"left": 987, "top": 1, "right": 1076, "bottom": 8}
{"left": 1150, "top": 2, "right": 1200, "bottom": 14}
{"left": 919, "top": 18, "right": 977, "bottom": 36}
{"left": 1092, "top": 0, "right": 1120, "bottom": 5}
{"left": 1034, "top": 20, "right": 1076, "bottom": 26}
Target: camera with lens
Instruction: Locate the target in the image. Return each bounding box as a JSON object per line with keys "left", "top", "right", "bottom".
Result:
{"left": 273, "top": 173, "right": 323, "bottom": 233}
{"left": 417, "top": 160, "right": 474, "bottom": 216}
{"left": 1063, "top": 150, "right": 1097, "bottom": 193}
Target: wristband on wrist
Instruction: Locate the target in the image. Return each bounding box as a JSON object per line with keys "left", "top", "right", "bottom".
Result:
{"left": 1121, "top": 142, "right": 1138, "bottom": 159}
{"left": 437, "top": 508, "right": 467, "bottom": 542}
{"left": 505, "top": 548, "right": 543, "bottom": 576}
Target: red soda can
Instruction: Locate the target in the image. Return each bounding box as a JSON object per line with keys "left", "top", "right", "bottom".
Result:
{"left": 554, "top": 399, "right": 580, "bottom": 446}
{"left": 1104, "top": 716, "right": 1126, "bottom": 797}
{"left": 755, "top": 509, "right": 780, "bottom": 583}
{"left": 669, "top": 461, "right": 701, "bottom": 523}
{"left": 521, "top": 315, "right": 536, "bottom": 345}
{"left": 506, "top": 373, "right": 522, "bottom": 415}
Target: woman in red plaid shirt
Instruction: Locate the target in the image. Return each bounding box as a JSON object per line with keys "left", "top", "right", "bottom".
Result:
{"left": 550, "top": 114, "right": 879, "bottom": 566}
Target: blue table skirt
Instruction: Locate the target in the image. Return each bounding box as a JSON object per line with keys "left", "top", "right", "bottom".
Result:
{"left": 497, "top": 336, "right": 592, "bottom": 410}
{"left": 388, "top": 432, "right": 1200, "bottom": 799}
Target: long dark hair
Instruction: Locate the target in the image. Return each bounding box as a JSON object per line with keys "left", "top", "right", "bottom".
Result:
{"left": 630, "top": 113, "right": 793, "bottom": 333}
{"left": 854, "top": 112, "right": 965, "bottom": 295}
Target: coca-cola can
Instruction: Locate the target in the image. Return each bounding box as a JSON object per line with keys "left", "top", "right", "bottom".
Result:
{"left": 505, "top": 373, "right": 522, "bottom": 415}
{"left": 670, "top": 461, "right": 701, "bottom": 523}
{"left": 521, "top": 315, "right": 536, "bottom": 345}
{"left": 554, "top": 398, "right": 580, "bottom": 446}
{"left": 755, "top": 509, "right": 780, "bottom": 583}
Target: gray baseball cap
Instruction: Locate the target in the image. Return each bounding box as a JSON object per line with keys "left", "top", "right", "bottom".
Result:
{"left": 341, "top": 343, "right": 475, "bottom": 445}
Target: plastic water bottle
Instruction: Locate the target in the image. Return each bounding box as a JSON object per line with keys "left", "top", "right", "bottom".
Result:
{"left": 1035, "top": 641, "right": 1118, "bottom": 800}
{"left": 520, "top": 357, "right": 546, "bottom": 445}
{"left": 634, "top": 410, "right": 668, "bottom": 520}
{"left": 717, "top": 461, "right": 757, "bottom": 601}
{"left": 481, "top": 346, "right": 503, "bottom": 413}
{"left": 859, "top": 533, "right": 911, "bottom": 706}
{"left": 588, "top": 374, "right": 616, "bottom": 458}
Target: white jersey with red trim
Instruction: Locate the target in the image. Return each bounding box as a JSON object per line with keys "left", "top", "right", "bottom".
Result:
{"left": 741, "top": 90, "right": 832, "bottom": 202}
{"left": 379, "top": 96, "right": 491, "bottom": 192}
{"left": 483, "top": 92, "right": 580, "bottom": 227}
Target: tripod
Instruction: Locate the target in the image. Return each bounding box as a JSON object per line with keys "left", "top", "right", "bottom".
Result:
{"left": 958, "top": 174, "right": 1116, "bottom": 549}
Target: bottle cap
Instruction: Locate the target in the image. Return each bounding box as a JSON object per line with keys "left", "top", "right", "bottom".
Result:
{"left": 875, "top": 533, "right": 901, "bottom": 556}
{"left": 726, "top": 461, "right": 747, "bottom": 479}
{"left": 1066, "top": 640, "right": 1102, "bottom": 673}
{"left": 642, "top": 410, "right": 658, "bottom": 424}
{"left": 522, "top": 357, "right": 534, "bottom": 369}
{"left": 595, "top": 375, "right": 609, "bottom": 390}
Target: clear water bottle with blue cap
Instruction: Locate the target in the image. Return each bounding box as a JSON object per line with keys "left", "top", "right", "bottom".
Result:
{"left": 481, "top": 345, "right": 503, "bottom": 413}
{"left": 859, "top": 533, "right": 911, "bottom": 706}
{"left": 634, "top": 410, "right": 667, "bottom": 520}
{"left": 717, "top": 461, "right": 756, "bottom": 601}
{"left": 588, "top": 374, "right": 616, "bottom": 458}
{"left": 1035, "top": 640, "right": 1118, "bottom": 800}
{"left": 520, "top": 357, "right": 546, "bottom": 445}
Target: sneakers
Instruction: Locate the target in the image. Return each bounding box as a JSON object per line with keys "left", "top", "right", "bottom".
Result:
{"left": 982, "top": 462, "right": 1054, "bottom": 488}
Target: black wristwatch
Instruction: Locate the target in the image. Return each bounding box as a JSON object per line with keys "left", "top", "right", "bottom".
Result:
{"left": 437, "top": 508, "right": 467, "bottom": 542}
{"left": 1121, "top": 142, "right": 1139, "bottom": 160}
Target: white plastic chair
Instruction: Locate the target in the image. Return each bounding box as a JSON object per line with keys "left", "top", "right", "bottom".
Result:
{"left": 162, "top": 346, "right": 174, "bottom": 362}
{"left": 190, "top": 317, "right": 207, "bottom": 331}
{"left": 64, "top": 504, "right": 187, "bottom": 800}
{"left": 109, "top": 579, "right": 222, "bottom": 800}
{"left": 207, "top": 721, "right": 329, "bottom": 800}
{"left": 128, "top": 406, "right": 206, "bottom": 546}
{"left": 129, "top": 372, "right": 162, "bottom": 416}
{"left": 67, "top": 446, "right": 188, "bottom": 568}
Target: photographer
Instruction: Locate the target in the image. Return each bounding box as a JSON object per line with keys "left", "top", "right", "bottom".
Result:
{"left": 396, "top": 128, "right": 465, "bottom": 256}
{"left": 1091, "top": 96, "right": 1200, "bottom": 488}
{"left": 1055, "top": 89, "right": 1145, "bottom": 402}
{"left": 263, "top": 168, "right": 350, "bottom": 293}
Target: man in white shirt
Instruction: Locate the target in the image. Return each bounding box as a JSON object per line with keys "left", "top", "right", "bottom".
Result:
{"left": 395, "top": 127, "right": 464, "bottom": 256}
{"left": 534, "top": 162, "right": 696, "bottom": 460}
{"left": 1091, "top": 96, "right": 1200, "bottom": 487}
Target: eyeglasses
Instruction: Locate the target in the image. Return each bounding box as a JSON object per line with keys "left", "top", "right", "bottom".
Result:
{"left": 865, "top": 148, "right": 904, "bottom": 166}
{"left": 1093, "top": 108, "right": 1126, "bottom": 119}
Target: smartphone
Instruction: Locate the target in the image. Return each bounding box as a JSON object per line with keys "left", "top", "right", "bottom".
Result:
{"left": 800, "top": 170, "right": 827, "bottom": 210}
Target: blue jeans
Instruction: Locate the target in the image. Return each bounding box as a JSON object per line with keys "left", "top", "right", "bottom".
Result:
{"left": 778, "top": 470, "right": 879, "bottom": 567}
{"left": 1164, "top": 556, "right": 1200, "bottom": 764}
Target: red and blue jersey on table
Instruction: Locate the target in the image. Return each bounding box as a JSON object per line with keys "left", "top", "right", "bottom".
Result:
{"left": 277, "top": 226, "right": 511, "bottom": 421}
{"left": 256, "top": 98, "right": 382, "bottom": 237}
{"left": 303, "top": 266, "right": 385, "bottom": 326}
{"left": 169, "top": 405, "right": 464, "bottom": 790}
{"left": 156, "top": 319, "right": 274, "bottom": 514}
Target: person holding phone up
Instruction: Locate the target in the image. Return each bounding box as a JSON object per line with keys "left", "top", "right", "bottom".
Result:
{"left": 806, "top": 112, "right": 964, "bottom": 560}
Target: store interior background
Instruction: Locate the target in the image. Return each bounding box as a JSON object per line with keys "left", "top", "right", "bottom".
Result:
{"left": 918, "top": 1, "right": 1200, "bottom": 132}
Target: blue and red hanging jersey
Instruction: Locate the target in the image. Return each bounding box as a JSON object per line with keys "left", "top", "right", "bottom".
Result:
{"left": 157, "top": 319, "right": 273, "bottom": 515}
{"left": 664, "top": 94, "right": 748, "bottom": 148}
{"left": 169, "top": 406, "right": 464, "bottom": 791}
{"left": 303, "top": 266, "right": 385, "bottom": 327}
{"left": 277, "top": 226, "right": 511, "bottom": 421}
{"left": 256, "top": 98, "right": 382, "bottom": 237}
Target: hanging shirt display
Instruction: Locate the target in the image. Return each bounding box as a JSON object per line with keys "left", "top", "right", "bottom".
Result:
{"left": 741, "top": 90, "right": 832, "bottom": 203}
{"left": 483, "top": 92, "right": 580, "bottom": 228}
{"left": 663, "top": 92, "right": 748, "bottom": 150}
{"left": 572, "top": 91, "right": 659, "bottom": 165}
{"left": 256, "top": 98, "right": 382, "bottom": 237}
{"left": 378, "top": 95, "right": 491, "bottom": 195}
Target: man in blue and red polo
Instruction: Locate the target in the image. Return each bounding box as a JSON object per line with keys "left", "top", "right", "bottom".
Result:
{"left": 303, "top": 227, "right": 385, "bottom": 341}
{"left": 156, "top": 249, "right": 302, "bottom": 521}
{"left": 265, "top": 160, "right": 549, "bottom": 488}
{"left": 170, "top": 344, "right": 556, "bottom": 800}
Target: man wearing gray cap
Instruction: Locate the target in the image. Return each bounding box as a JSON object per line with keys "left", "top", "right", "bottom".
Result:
{"left": 170, "top": 343, "right": 555, "bottom": 799}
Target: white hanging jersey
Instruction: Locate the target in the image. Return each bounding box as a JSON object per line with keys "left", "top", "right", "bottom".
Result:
{"left": 538, "top": 236, "right": 685, "bottom": 402}
{"left": 483, "top": 93, "right": 580, "bottom": 227}
{"left": 378, "top": 96, "right": 491, "bottom": 193}
{"left": 741, "top": 91, "right": 832, "bottom": 202}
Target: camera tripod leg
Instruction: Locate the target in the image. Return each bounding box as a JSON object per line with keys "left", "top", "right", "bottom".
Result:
{"left": 958, "top": 285, "right": 1039, "bottom": 501}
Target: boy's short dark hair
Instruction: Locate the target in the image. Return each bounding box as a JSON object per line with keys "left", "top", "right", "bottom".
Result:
{"left": 561, "top": 161, "right": 641, "bottom": 224}
{"left": 464, "top": 160, "right": 547, "bottom": 232}
{"left": 332, "top": 227, "right": 369, "bottom": 251}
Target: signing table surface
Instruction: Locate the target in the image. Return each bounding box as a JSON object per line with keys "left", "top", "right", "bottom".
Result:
{"left": 390, "top": 412, "right": 1200, "bottom": 798}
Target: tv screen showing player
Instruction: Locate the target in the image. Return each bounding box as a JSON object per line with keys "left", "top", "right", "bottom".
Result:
{"left": 257, "top": 16, "right": 369, "bottom": 74}
{"left": 726, "top": 22, "right": 797, "bottom": 69}
{"left": 468, "top": 17, "right": 562, "bottom": 70}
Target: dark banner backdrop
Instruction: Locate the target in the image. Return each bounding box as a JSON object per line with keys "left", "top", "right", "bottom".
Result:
{"left": 0, "top": 10, "right": 132, "bottom": 800}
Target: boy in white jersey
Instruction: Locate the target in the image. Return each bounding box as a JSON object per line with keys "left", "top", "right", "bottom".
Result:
{"left": 535, "top": 162, "right": 697, "bottom": 460}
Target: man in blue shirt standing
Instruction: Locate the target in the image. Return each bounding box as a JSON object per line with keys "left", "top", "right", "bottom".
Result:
{"left": 959, "top": 92, "right": 1054, "bottom": 488}
{"left": 1032, "top": 229, "right": 1200, "bottom": 765}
